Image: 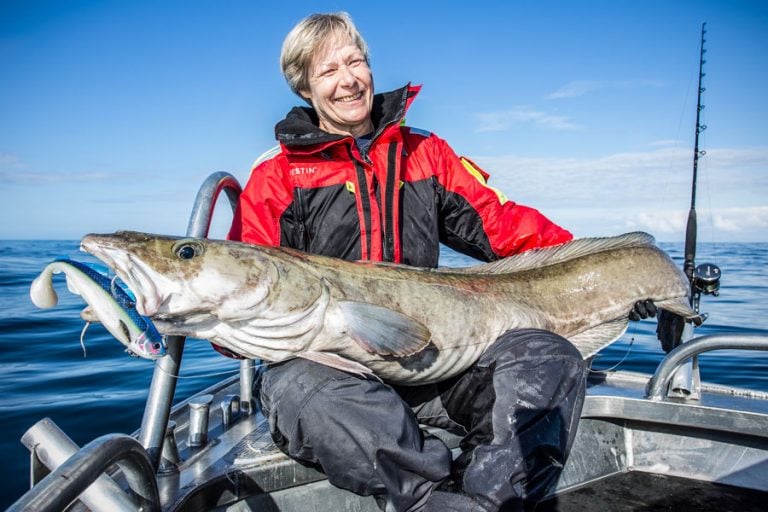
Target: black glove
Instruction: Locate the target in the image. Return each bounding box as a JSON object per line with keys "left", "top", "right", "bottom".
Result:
{"left": 656, "top": 309, "right": 686, "bottom": 352}
{"left": 629, "top": 299, "right": 657, "bottom": 321}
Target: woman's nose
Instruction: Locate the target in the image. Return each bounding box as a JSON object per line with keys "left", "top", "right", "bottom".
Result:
{"left": 338, "top": 65, "right": 356, "bottom": 86}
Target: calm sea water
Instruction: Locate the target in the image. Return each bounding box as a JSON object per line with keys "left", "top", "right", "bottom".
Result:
{"left": 1, "top": 240, "right": 767, "bottom": 506}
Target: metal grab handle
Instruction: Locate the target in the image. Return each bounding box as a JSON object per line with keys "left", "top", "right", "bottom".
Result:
{"left": 140, "top": 171, "right": 242, "bottom": 470}
{"left": 186, "top": 171, "right": 242, "bottom": 238}
{"left": 21, "top": 417, "right": 138, "bottom": 511}
{"left": 646, "top": 334, "right": 768, "bottom": 400}
{"left": 9, "top": 434, "right": 160, "bottom": 512}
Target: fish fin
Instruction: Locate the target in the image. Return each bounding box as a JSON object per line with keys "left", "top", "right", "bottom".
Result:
{"left": 655, "top": 297, "right": 704, "bottom": 325}
{"left": 80, "top": 306, "right": 101, "bottom": 323}
{"left": 297, "top": 351, "right": 381, "bottom": 382}
{"left": 569, "top": 318, "right": 630, "bottom": 358}
{"left": 449, "top": 232, "right": 656, "bottom": 275}
{"left": 339, "top": 301, "right": 432, "bottom": 356}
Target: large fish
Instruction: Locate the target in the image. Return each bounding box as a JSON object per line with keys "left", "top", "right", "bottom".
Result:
{"left": 80, "top": 231, "right": 699, "bottom": 384}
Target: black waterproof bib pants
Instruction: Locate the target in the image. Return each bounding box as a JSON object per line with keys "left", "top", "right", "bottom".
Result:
{"left": 259, "top": 329, "right": 587, "bottom": 512}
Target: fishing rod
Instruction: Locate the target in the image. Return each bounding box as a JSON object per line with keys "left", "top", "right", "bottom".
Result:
{"left": 659, "top": 22, "right": 720, "bottom": 359}
{"left": 683, "top": 22, "right": 706, "bottom": 284}
{"left": 683, "top": 22, "right": 720, "bottom": 311}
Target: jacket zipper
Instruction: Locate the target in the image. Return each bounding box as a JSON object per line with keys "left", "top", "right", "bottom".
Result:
{"left": 350, "top": 146, "right": 373, "bottom": 260}
{"left": 383, "top": 141, "right": 399, "bottom": 262}
{"left": 294, "top": 187, "right": 310, "bottom": 251}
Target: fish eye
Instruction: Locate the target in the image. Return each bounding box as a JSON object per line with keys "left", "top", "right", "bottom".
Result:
{"left": 178, "top": 245, "right": 196, "bottom": 259}
{"left": 172, "top": 239, "right": 204, "bottom": 260}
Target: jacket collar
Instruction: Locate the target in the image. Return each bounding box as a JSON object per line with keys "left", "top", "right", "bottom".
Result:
{"left": 275, "top": 84, "right": 421, "bottom": 153}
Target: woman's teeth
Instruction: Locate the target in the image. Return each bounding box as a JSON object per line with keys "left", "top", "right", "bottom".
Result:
{"left": 336, "top": 92, "right": 362, "bottom": 102}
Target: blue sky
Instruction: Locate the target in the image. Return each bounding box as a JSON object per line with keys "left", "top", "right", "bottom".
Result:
{"left": 2, "top": 0, "right": 767, "bottom": 242}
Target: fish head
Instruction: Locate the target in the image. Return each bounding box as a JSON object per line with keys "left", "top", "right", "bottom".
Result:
{"left": 132, "top": 324, "right": 167, "bottom": 358}
{"left": 80, "top": 232, "right": 277, "bottom": 333}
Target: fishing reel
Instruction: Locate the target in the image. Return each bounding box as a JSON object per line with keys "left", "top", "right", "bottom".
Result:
{"left": 693, "top": 262, "right": 721, "bottom": 296}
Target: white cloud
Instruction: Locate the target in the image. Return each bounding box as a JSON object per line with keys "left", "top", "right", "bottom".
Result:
{"left": 0, "top": 153, "right": 111, "bottom": 184}
{"left": 713, "top": 206, "right": 768, "bottom": 233}
{"left": 0, "top": 169, "right": 111, "bottom": 184}
{"left": 474, "top": 108, "right": 580, "bottom": 132}
{"left": 0, "top": 152, "right": 23, "bottom": 169}
{"left": 623, "top": 207, "right": 768, "bottom": 239}
{"left": 474, "top": 146, "right": 768, "bottom": 205}
{"left": 627, "top": 210, "right": 689, "bottom": 234}
{"left": 470, "top": 147, "right": 768, "bottom": 241}
{"left": 546, "top": 79, "right": 666, "bottom": 99}
{"left": 650, "top": 139, "right": 683, "bottom": 147}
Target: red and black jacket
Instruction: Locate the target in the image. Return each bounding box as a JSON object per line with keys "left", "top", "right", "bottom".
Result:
{"left": 229, "top": 84, "right": 572, "bottom": 266}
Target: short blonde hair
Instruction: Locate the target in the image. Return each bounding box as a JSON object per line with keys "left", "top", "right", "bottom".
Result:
{"left": 280, "top": 12, "right": 370, "bottom": 97}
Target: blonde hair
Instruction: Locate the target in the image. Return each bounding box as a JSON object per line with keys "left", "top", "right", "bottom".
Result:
{"left": 280, "top": 12, "right": 370, "bottom": 97}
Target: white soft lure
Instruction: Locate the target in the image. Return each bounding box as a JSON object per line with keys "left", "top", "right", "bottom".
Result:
{"left": 30, "top": 259, "right": 166, "bottom": 359}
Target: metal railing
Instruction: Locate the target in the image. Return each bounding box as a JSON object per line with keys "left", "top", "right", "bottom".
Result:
{"left": 646, "top": 334, "right": 768, "bottom": 400}
{"left": 139, "top": 171, "right": 243, "bottom": 469}
{"left": 13, "top": 172, "right": 245, "bottom": 511}
{"left": 9, "top": 434, "right": 160, "bottom": 512}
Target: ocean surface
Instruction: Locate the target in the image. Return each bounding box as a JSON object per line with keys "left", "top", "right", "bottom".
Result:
{"left": 1, "top": 239, "right": 767, "bottom": 507}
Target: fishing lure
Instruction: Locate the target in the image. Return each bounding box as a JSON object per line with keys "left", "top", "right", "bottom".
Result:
{"left": 30, "top": 258, "right": 166, "bottom": 359}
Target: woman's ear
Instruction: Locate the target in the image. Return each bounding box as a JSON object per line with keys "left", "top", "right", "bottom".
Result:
{"left": 299, "top": 90, "right": 312, "bottom": 104}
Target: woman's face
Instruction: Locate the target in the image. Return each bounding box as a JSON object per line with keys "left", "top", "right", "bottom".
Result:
{"left": 301, "top": 35, "right": 374, "bottom": 137}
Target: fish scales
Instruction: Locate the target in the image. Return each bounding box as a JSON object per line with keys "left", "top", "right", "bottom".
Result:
{"left": 80, "top": 231, "right": 698, "bottom": 385}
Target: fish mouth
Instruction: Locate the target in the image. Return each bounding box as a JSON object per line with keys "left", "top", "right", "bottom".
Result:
{"left": 80, "top": 236, "right": 165, "bottom": 317}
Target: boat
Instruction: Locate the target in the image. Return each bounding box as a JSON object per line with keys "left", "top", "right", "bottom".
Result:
{"left": 9, "top": 24, "right": 768, "bottom": 512}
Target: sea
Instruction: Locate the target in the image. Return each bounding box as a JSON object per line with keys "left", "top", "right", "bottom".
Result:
{"left": 1, "top": 239, "right": 767, "bottom": 507}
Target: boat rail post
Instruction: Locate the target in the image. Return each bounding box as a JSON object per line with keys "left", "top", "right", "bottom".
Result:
{"left": 139, "top": 335, "right": 185, "bottom": 468}
{"left": 240, "top": 359, "right": 256, "bottom": 414}
{"left": 138, "top": 172, "right": 243, "bottom": 469}
{"left": 667, "top": 323, "right": 700, "bottom": 399}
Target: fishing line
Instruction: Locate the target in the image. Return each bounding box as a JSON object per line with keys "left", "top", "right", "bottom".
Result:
{"left": 154, "top": 359, "right": 277, "bottom": 380}
{"left": 651, "top": 31, "right": 702, "bottom": 234}
{"left": 697, "top": 123, "right": 721, "bottom": 268}
{"left": 154, "top": 364, "right": 242, "bottom": 380}
{"left": 588, "top": 335, "right": 636, "bottom": 374}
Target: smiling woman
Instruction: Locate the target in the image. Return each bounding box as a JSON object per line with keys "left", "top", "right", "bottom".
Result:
{"left": 223, "top": 10, "right": 600, "bottom": 512}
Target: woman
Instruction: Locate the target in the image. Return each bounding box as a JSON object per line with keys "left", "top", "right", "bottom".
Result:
{"left": 229, "top": 12, "right": 586, "bottom": 512}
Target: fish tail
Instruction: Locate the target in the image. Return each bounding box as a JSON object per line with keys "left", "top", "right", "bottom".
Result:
{"left": 30, "top": 266, "right": 58, "bottom": 308}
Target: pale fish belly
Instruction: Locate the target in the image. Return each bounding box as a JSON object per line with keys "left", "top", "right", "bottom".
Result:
{"left": 354, "top": 298, "right": 517, "bottom": 384}
{"left": 362, "top": 338, "right": 494, "bottom": 385}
